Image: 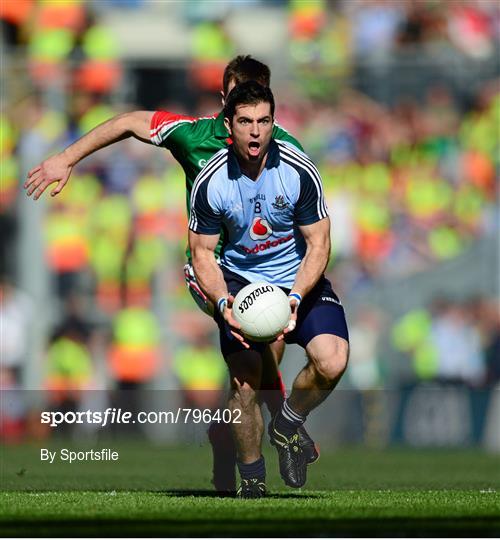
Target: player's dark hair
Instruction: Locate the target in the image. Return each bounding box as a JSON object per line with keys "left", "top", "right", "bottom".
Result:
{"left": 223, "top": 55, "right": 271, "bottom": 97}
{"left": 224, "top": 81, "right": 275, "bottom": 123}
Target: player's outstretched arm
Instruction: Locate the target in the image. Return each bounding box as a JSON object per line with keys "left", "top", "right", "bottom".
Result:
{"left": 24, "top": 111, "right": 154, "bottom": 200}
{"left": 278, "top": 217, "right": 331, "bottom": 340}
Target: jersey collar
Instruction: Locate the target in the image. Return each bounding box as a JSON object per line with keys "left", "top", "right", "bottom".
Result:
{"left": 227, "top": 139, "right": 281, "bottom": 179}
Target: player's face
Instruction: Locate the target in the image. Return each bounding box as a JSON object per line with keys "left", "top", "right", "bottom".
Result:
{"left": 224, "top": 101, "right": 274, "bottom": 164}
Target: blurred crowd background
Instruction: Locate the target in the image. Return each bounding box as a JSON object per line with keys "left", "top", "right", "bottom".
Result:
{"left": 1, "top": 0, "right": 499, "bottom": 448}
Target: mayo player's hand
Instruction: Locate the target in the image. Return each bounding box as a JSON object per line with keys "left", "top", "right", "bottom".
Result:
{"left": 222, "top": 294, "right": 250, "bottom": 349}
{"left": 276, "top": 295, "right": 299, "bottom": 341}
{"left": 24, "top": 152, "right": 73, "bottom": 200}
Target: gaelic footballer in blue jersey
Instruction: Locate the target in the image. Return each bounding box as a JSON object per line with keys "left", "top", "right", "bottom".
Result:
{"left": 189, "top": 81, "right": 349, "bottom": 497}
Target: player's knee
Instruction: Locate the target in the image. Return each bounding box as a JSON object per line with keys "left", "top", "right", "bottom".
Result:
{"left": 231, "top": 381, "right": 257, "bottom": 410}
{"left": 308, "top": 337, "right": 349, "bottom": 383}
{"left": 313, "top": 358, "right": 344, "bottom": 383}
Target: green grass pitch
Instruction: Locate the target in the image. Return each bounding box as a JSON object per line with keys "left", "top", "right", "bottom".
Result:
{"left": 1, "top": 443, "right": 499, "bottom": 536}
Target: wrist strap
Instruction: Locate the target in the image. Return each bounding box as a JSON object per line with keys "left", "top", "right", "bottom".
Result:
{"left": 217, "top": 297, "right": 228, "bottom": 315}
{"left": 289, "top": 292, "right": 302, "bottom": 306}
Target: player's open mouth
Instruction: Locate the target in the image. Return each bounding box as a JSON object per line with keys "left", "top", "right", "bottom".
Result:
{"left": 248, "top": 141, "right": 260, "bottom": 156}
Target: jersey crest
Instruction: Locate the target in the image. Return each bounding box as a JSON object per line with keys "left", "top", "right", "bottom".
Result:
{"left": 271, "top": 195, "right": 288, "bottom": 211}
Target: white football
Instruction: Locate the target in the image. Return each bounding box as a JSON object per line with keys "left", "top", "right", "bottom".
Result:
{"left": 232, "top": 282, "right": 291, "bottom": 342}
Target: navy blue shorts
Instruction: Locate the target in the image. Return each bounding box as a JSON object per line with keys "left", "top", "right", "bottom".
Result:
{"left": 215, "top": 266, "right": 349, "bottom": 357}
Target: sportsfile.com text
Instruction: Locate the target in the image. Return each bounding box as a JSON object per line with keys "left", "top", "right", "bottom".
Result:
{"left": 40, "top": 408, "right": 242, "bottom": 428}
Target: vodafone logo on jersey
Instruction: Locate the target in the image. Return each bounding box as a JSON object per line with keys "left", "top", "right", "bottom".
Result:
{"left": 250, "top": 217, "right": 272, "bottom": 241}
{"left": 242, "top": 234, "right": 294, "bottom": 255}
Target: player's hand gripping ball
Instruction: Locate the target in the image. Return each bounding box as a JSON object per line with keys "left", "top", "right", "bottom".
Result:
{"left": 232, "top": 282, "right": 292, "bottom": 342}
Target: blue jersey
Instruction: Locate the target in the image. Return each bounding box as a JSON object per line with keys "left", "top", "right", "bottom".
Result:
{"left": 189, "top": 140, "right": 328, "bottom": 288}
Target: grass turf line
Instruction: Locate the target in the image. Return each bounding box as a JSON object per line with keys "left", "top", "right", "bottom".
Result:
{"left": 1, "top": 490, "right": 499, "bottom": 536}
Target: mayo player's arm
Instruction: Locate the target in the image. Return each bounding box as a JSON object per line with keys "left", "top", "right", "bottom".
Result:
{"left": 24, "top": 111, "right": 154, "bottom": 200}
{"left": 292, "top": 217, "right": 331, "bottom": 299}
